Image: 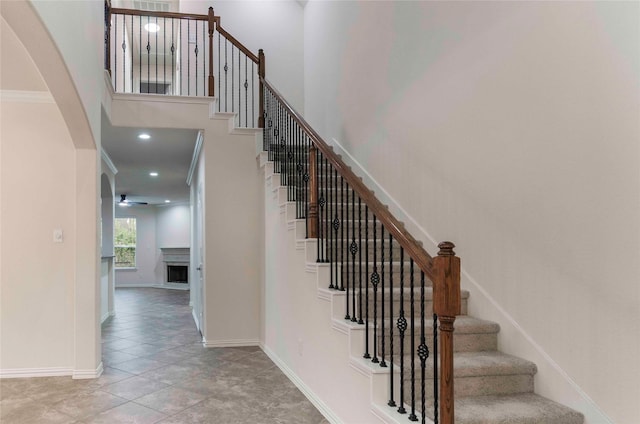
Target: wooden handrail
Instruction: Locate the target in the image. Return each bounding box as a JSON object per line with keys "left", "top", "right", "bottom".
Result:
{"left": 110, "top": 7, "right": 208, "bottom": 21}
{"left": 261, "top": 77, "right": 435, "bottom": 281}
{"left": 215, "top": 19, "right": 259, "bottom": 64}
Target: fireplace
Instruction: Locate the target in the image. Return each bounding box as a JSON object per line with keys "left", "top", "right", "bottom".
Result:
{"left": 167, "top": 265, "right": 188, "bottom": 284}
{"left": 160, "top": 248, "right": 190, "bottom": 288}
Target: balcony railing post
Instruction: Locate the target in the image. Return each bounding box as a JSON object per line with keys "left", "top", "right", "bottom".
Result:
{"left": 258, "top": 49, "right": 266, "bottom": 128}
{"left": 207, "top": 7, "right": 215, "bottom": 97}
{"left": 308, "top": 144, "right": 318, "bottom": 238}
{"left": 433, "top": 241, "right": 461, "bottom": 424}
{"left": 105, "top": 0, "right": 112, "bottom": 75}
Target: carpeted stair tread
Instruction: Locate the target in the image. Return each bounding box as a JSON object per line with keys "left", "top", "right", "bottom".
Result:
{"left": 451, "top": 393, "right": 584, "bottom": 424}
{"left": 425, "top": 351, "right": 537, "bottom": 378}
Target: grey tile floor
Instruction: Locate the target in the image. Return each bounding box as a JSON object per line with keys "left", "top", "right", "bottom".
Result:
{"left": 1, "top": 288, "right": 328, "bottom": 424}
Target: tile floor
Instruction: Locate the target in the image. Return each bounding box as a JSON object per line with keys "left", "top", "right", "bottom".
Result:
{"left": 1, "top": 288, "right": 328, "bottom": 424}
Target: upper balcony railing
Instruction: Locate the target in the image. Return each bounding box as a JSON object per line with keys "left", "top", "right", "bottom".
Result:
{"left": 104, "top": 2, "right": 264, "bottom": 128}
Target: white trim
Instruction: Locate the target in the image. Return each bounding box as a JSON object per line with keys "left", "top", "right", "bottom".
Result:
{"left": 101, "top": 149, "right": 118, "bottom": 175}
{"left": 329, "top": 137, "right": 611, "bottom": 424}
{"left": 186, "top": 130, "right": 204, "bottom": 186}
{"left": 72, "top": 362, "right": 104, "bottom": 379}
{"left": 262, "top": 345, "right": 342, "bottom": 424}
{"left": 0, "top": 367, "right": 72, "bottom": 378}
{"left": 203, "top": 339, "right": 260, "bottom": 348}
{"left": 114, "top": 283, "right": 155, "bottom": 288}
{"left": 0, "top": 90, "right": 54, "bottom": 103}
{"left": 112, "top": 92, "right": 213, "bottom": 105}
{"left": 101, "top": 311, "right": 110, "bottom": 323}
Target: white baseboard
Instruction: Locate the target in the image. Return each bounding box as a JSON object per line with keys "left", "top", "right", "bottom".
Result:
{"left": 203, "top": 338, "right": 260, "bottom": 348}
{"left": 261, "top": 344, "right": 342, "bottom": 424}
{"left": 73, "top": 362, "right": 104, "bottom": 380}
{"left": 0, "top": 367, "right": 72, "bottom": 378}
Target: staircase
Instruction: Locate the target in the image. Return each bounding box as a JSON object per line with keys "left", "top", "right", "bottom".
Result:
{"left": 259, "top": 145, "right": 584, "bottom": 424}
{"left": 105, "top": 5, "right": 586, "bottom": 423}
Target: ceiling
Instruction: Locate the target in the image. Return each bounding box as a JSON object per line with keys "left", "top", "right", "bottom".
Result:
{"left": 101, "top": 112, "right": 199, "bottom": 206}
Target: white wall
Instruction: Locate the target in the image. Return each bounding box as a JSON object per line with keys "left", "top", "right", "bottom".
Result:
{"left": 180, "top": 0, "right": 305, "bottom": 112}
{"left": 304, "top": 2, "right": 639, "bottom": 423}
{"left": 115, "top": 206, "right": 159, "bottom": 286}
{"left": 156, "top": 204, "right": 190, "bottom": 247}
{"left": 30, "top": 0, "right": 104, "bottom": 143}
{"left": 0, "top": 8, "right": 101, "bottom": 378}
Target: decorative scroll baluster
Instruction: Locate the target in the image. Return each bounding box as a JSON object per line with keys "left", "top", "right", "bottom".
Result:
{"left": 418, "top": 271, "right": 429, "bottom": 424}
{"left": 380, "top": 225, "right": 387, "bottom": 367}
{"left": 328, "top": 162, "right": 335, "bottom": 289}
{"left": 397, "top": 249, "right": 407, "bottom": 414}
{"left": 357, "top": 197, "right": 363, "bottom": 324}
{"left": 208, "top": 7, "right": 215, "bottom": 96}
{"left": 350, "top": 188, "right": 357, "bottom": 322}
{"left": 155, "top": 16, "right": 158, "bottom": 93}
{"left": 308, "top": 144, "right": 318, "bottom": 239}
{"left": 333, "top": 168, "right": 339, "bottom": 290}
{"left": 363, "top": 205, "right": 370, "bottom": 359}
{"left": 340, "top": 177, "right": 345, "bottom": 291}
{"left": 371, "top": 216, "right": 379, "bottom": 364}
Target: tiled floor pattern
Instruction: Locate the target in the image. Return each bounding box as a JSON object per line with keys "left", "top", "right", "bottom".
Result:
{"left": 1, "top": 288, "right": 328, "bottom": 424}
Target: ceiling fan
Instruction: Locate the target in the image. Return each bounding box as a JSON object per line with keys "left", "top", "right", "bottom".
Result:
{"left": 118, "top": 194, "right": 148, "bottom": 206}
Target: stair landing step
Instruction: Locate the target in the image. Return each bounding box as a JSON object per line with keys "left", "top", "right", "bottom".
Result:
{"left": 449, "top": 393, "right": 584, "bottom": 424}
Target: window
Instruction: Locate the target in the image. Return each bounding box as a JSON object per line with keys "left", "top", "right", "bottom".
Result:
{"left": 115, "top": 217, "right": 137, "bottom": 268}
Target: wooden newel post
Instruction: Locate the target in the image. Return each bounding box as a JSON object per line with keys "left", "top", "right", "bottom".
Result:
{"left": 308, "top": 145, "right": 318, "bottom": 238}
{"left": 258, "top": 49, "right": 266, "bottom": 128}
{"left": 207, "top": 7, "right": 215, "bottom": 97}
{"left": 433, "top": 241, "right": 461, "bottom": 424}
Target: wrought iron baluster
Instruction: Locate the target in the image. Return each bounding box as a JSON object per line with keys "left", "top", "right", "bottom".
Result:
{"left": 171, "top": 18, "right": 174, "bottom": 95}
{"left": 252, "top": 62, "right": 255, "bottom": 127}
{"left": 340, "top": 177, "right": 345, "bottom": 292}
{"left": 397, "top": 249, "right": 407, "bottom": 414}
{"left": 380, "top": 225, "right": 387, "bottom": 367}
{"left": 131, "top": 15, "right": 134, "bottom": 91}
{"left": 139, "top": 17, "right": 142, "bottom": 93}
{"left": 333, "top": 168, "right": 339, "bottom": 290}
{"left": 224, "top": 39, "right": 228, "bottom": 111}
{"left": 371, "top": 215, "right": 379, "bottom": 364}
{"left": 245, "top": 55, "right": 248, "bottom": 127}
{"left": 231, "top": 45, "right": 235, "bottom": 111}
{"left": 218, "top": 32, "right": 221, "bottom": 109}
{"left": 433, "top": 311, "right": 439, "bottom": 424}
{"left": 163, "top": 18, "right": 166, "bottom": 94}
{"left": 419, "top": 271, "right": 429, "bottom": 424}
{"left": 409, "top": 258, "right": 418, "bottom": 421}
{"left": 328, "top": 160, "right": 334, "bottom": 289}
{"left": 358, "top": 196, "right": 363, "bottom": 324}
{"left": 363, "top": 205, "right": 370, "bottom": 358}
{"left": 344, "top": 181, "right": 350, "bottom": 319}
{"left": 350, "top": 188, "right": 357, "bottom": 322}
{"left": 388, "top": 232, "right": 395, "bottom": 405}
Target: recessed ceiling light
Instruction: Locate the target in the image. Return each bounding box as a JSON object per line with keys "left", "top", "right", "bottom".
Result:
{"left": 138, "top": 133, "right": 151, "bottom": 140}
{"left": 149, "top": 172, "right": 159, "bottom": 177}
{"left": 165, "top": 200, "right": 171, "bottom": 203}
{"left": 144, "top": 23, "right": 160, "bottom": 33}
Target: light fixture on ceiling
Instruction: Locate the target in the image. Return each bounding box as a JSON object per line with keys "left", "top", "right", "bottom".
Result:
{"left": 144, "top": 23, "right": 160, "bottom": 33}
{"left": 165, "top": 200, "right": 171, "bottom": 203}
{"left": 138, "top": 133, "right": 151, "bottom": 140}
{"left": 149, "top": 172, "right": 159, "bottom": 177}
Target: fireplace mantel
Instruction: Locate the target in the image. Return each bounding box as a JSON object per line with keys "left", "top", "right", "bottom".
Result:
{"left": 160, "top": 247, "right": 189, "bottom": 263}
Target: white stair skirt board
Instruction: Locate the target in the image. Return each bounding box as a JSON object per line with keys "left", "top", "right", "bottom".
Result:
{"left": 0, "top": 367, "right": 73, "bottom": 379}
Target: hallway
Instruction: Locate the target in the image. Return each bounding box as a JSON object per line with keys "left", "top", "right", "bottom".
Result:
{"left": 0, "top": 288, "right": 327, "bottom": 423}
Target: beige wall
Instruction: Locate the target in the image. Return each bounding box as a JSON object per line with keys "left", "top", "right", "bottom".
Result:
{"left": 1, "top": 3, "right": 101, "bottom": 377}
{"left": 304, "top": 2, "right": 639, "bottom": 423}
